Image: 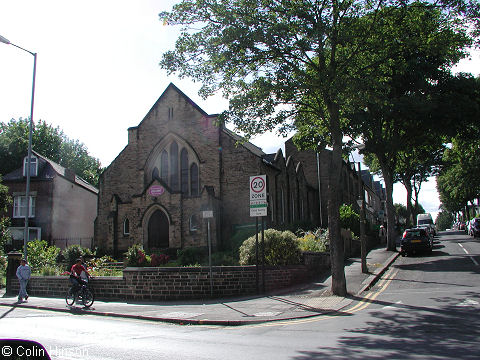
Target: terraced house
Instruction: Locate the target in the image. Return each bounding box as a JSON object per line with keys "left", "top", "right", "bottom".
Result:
{"left": 94, "top": 84, "right": 384, "bottom": 256}
{"left": 2, "top": 151, "right": 98, "bottom": 251}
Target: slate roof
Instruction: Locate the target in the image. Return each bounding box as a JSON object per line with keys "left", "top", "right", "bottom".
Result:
{"left": 3, "top": 151, "right": 98, "bottom": 194}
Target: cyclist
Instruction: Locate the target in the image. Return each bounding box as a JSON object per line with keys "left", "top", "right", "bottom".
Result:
{"left": 69, "top": 258, "right": 91, "bottom": 294}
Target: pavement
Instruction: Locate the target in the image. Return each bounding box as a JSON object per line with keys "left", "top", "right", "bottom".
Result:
{"left": 0, "top": 245, "right": 400, "bottom": 326}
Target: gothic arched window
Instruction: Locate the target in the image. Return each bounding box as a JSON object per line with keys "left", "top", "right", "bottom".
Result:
{"left": 152, "top": 167, "right": 159, "bottom": 180}
{"left": 160, "top": 150, "right": 168, "bottom": 183}
{"left": 180, "top": 148, "right": 189, "bottom": 194}
{"left": 170, "top": 142, "right": 179, "bottom": 190}
{"left": 190, "top": 163, "right": 199, "bottom": 196}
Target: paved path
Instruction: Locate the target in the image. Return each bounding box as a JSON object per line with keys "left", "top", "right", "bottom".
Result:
{"left": 1, "top": 246, "right": 399, "bottom": 325}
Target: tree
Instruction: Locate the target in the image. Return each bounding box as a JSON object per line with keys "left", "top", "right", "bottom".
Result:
{"left": 436, "top": 210, "right": 455, "bottom": 231}
{"left": 0, "top": 175, "right": 12, "bottom": 254}
{"left": 0, "top": 118, "right": 102, "bottom": 186}
{"left": 347, "top": 4, "right": 477, "bottom": 250}
{"left": 437, "top": 137, "right": 480, "bottom": 217}
{"left": 159, "top": 0, "right": 479, "bottom": 295}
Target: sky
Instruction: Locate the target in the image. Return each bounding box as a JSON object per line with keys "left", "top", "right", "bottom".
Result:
{"left": 1, "top": 0, "right": 479, "bottom": 220}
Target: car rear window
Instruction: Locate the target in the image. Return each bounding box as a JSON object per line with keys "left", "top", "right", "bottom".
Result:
{"left": 404, "top": 230, "right": 425, "bottom": 239}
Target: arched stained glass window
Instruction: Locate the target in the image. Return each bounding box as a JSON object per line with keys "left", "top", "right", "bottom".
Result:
{"left": 190, "top": 163, "right": 199, "bottom": 196}
{"left": 170, "top": 142, "right": 179, "bottom": 190}
{"left": 152, "top": 167, "right": 159, "bottom": 180}
{"left": 180, "top": 148, "right": 189, "bottom": 194}
{"left": 160, "top": 150, "right": 168, "bottom": 183}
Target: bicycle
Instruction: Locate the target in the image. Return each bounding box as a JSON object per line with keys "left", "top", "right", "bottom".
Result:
{"left": 66, "top": 278, "right": 95, "bottom": 308}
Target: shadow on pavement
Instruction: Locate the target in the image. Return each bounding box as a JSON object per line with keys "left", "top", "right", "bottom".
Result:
{"left": 291, "top": 292, "right": 480, "bottom": 359}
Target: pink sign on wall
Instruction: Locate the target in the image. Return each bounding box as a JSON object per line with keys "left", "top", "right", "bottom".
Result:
{"left": 148, "top": 185, "right": 165, "bottom": 197}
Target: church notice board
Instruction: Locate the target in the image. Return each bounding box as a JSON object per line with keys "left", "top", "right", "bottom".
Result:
{"left": 250, "top": 175, "right": 267, "bottom": 217}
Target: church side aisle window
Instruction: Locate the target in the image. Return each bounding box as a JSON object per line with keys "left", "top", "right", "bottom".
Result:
{"left": 190, "top": 163, "right": 199, "bottom": 196}
{"left": 123, "top": 218, "right": 130, "bottom": 235}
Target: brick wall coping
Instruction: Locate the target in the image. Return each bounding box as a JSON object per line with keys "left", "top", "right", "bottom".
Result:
{"left": 123, "top": 265, "right": 307, "bottom": 272}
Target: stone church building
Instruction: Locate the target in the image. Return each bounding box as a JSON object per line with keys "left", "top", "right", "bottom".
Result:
{"left": 94, "top": 83, "right": 378, "bottom": 256}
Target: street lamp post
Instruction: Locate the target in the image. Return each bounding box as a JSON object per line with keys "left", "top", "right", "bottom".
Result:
{"left": 0, "top": 34, "right": 37, "bottom": 261}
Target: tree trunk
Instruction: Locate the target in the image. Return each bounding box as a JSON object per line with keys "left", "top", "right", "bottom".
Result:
{"left": 327, "top": 105, "right": 347, "bottom": 296}
{"left": 404, "top": 181, "right": 414, "bottom": 227}
{"left": 381, "top": 164, "right": 397, "bottom": 251}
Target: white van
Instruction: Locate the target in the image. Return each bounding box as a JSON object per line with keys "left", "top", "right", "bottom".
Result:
{"left": 417, "top": 213, "right": 436, "bottom": 236}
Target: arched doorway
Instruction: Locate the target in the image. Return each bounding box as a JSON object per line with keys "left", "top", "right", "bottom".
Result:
{"left": 148, "top": 210, "right": 169, "bottom": 249}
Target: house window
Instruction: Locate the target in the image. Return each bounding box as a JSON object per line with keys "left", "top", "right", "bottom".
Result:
{"left": 13, "top": 196, "right": 35, "bottom": 218}
{"left": 8, "top": 227, "right": 41, "bottom": 243}
{"left": 123, "top": 218, "right": 130, "bottom": 235}
{"left": 281, "top": 188, "right": 285, "bottom": 224}
{"left": 23, "top": 156, "right": 38, "bottom": 177}
{"left": 180, "top": 148, "right": 189, "bottom": 194}
{"left": 190, "top": 163, "right": 199, "bottom": 196}
{"left": 189, "top": 214, "right": 198, "bottom": 232}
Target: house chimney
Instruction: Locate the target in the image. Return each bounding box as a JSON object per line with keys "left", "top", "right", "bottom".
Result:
{"left": 65, "top": 168, "right": 76, "bottom": 182}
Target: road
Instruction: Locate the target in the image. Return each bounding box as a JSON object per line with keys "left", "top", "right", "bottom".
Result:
{"left": 1, "top": 231, "right": 479, "bottom": 359}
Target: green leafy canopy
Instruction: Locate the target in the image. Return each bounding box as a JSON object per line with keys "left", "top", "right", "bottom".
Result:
{"left": 0, "top": 118, "right": 103, "bottom": 186}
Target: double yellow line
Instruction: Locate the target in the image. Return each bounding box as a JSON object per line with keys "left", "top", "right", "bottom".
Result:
{"left": 346, "top": 266, "right": 398, "bottom": 314}
{"left": 235, "top": 266, "right": 399, "bottom": 329}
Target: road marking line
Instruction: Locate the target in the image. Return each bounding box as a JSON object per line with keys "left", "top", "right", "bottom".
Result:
{"left": 347, "top": 267, "right": 398, "bottom": 313}
{"left": 458, "top": 243, "right": 479, "bottom": 266}
{"left": 234, "top": 267, "right": 400, "bottom": 329}
{"left": 382, "top": 300, "right": 403, "bottom": 310}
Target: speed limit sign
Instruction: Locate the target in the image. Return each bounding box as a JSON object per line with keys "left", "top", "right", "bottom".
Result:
{"left": 250, "top": 175, "right": 267, "bottom": 217}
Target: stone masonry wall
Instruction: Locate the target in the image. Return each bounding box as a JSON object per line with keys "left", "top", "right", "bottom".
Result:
{"left": 8, "top": 265, "right": 318, "bottom": 301}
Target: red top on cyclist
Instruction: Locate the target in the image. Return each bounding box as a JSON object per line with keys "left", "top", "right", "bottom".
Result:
{"left": 70, "top": 259, "right": 90, "bottom": 279}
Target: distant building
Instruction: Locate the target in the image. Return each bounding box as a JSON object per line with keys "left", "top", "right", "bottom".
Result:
{"left": 94, "top": 83, "right": 385, "bottom": 256}
{"left": 2, "top": 151, "right": 98, "bottom": 250}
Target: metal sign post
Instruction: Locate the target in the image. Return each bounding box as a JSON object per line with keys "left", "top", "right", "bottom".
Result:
{"left": 202, "top": 210, "right": 214, "bottom": 296}
{"left": 250, "top": 175, "right": 267, "bottom": 293}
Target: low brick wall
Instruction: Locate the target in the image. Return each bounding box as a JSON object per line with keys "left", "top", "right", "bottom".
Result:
{"left": 7, "top": 265, "right": 319, "bottom": 301}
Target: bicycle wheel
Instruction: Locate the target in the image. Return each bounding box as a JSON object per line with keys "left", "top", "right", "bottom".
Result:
{"left": 65, "top": 289, "right": 75, "bottom": 306}
{"left": 81, "top": 288, "right": 94, "bottom": 308}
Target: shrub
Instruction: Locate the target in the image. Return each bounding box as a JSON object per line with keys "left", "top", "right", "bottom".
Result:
{"left": 340, "top": 204, "right": 360, "bottom": 236}
{"left": 210, "top": 251, "right": 238, "bottom": 266}
{"left": 227, "top": 226, "right": 257, "bottom": 258}
{"left": 0, "top": 255, "right": 6, "bottom": 287}
{"left": 125, "top": 244, "right": 149, "bottom": 267}
{"left": 25, "top": 240, "right": 60, "bottom": 273}
{"left": 150, "top": 253, "right": 170, "bottom": 266}
{"left": 177, "top": 247, "right": 207, "bottom": 266}
{"left": 297, "top": 228, "right": 329, "bottom": 253}
{"left": 239, "top": 229, "right": 302, "bottom": 266}
{"left": 39, "top": 265, "right": 63, "bottom": 276}
{"left": 62, "top": 244, "right": 94, "bottom": 269}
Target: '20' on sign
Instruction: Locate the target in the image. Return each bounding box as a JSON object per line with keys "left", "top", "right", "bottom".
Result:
{"left": 250, "top": 175, "right": 266, "bottom": 200}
